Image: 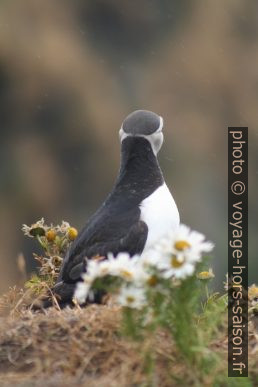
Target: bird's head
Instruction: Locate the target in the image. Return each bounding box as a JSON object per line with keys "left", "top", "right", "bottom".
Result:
{"left": 119, "top": 110, "right": 164, "bottom": 155}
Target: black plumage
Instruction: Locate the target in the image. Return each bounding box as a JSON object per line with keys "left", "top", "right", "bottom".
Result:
{"left": 51, "top": 136, "right": 164, "bottom": 305}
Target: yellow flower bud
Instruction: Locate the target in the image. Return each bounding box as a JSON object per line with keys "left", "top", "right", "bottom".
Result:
{"left": 68, "top": 227, "right": 78, "bottom": 241}
{"left": 46, "top": 229, "right": 56, "bottom": 242}
{"left": 197, "top": 269, "right": 215, "bottom": 280}
{"left": 248, "top": 285, "right": 258, "bottom": 300}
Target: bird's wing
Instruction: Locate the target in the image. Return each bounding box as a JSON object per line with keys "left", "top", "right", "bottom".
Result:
{"left": 60, "top": 220, "right": 148, "bottom": 284}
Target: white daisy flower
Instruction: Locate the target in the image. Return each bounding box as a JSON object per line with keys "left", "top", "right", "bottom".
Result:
{"left": 107, "top": 252, "right": 144, "bottom": 282}
{"left": 22, "top": 218, "right": 47, "bottom": 237}
{"left": 57, "top": 221, "right": 71, "bottom": 234}
{"left": 74, "top": 259, "right": 113, "bottom": 304}
{"left": 116, "top": 285, "right": 146, "bottom": 309}
{"left": 159, "top": 254, "right": 195, "bottom": 279}
{"left": 74, "top": 281, "right": 91, "bottom": 304}
{"left": 143, "top": 224, "right": 214, "bottom": 280}
{"left": 140, "top": 249, "right": 161, "bottom": 269}
{"left": 154, "top": 224, "right": 214, "bottom": 264}
{"left": 83, "top": 259, "right": 111, "bottom": 283}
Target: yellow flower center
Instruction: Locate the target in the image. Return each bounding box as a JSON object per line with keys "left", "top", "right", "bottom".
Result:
{"left": 171, "top": 255, "right": 184, "bottom": 268}
{"left": 126, "top": 296, "right": 135, "bottom": 304}
{"left": 147, "top": 275, "right": 158, "bottom": 287}
{"left": 120, "top": 270, "right": 133, "bottom": 280}
{"left": 197, "top": 270, "right": 214, "bottom": 280}
{"left": 174, "top": 240, "right": 191, "bottom": 251}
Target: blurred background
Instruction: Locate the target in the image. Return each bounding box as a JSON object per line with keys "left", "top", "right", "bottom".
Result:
{"left": 0, "top": 0, "right": 257, "bottom": 294}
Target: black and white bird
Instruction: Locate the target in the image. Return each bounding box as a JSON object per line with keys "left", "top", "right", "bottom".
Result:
{"left": 52, "top": 110, "right": 179, "bottom": 306}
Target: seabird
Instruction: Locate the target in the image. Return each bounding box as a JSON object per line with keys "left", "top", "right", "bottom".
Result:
{"left": 51, "top": 110, "right": 180, "bottom": 306}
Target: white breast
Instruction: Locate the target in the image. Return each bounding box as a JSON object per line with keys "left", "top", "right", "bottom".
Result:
{"left": 140, "top": 183, "right": 180, "bottom": 253}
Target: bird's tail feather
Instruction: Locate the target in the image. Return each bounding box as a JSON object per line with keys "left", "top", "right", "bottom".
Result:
{"left": 31, "top": 282, "right": 75, "bottom": 310}
{"left": 32, "top": 281, "right": 105, "bottom": 310}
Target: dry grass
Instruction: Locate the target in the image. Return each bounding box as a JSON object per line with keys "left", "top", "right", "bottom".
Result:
{"left": 0, "top": 301, "right": 180, "bottom": 387}
{"left": 0, "top": 288, "right": 257, "bottom": 387}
